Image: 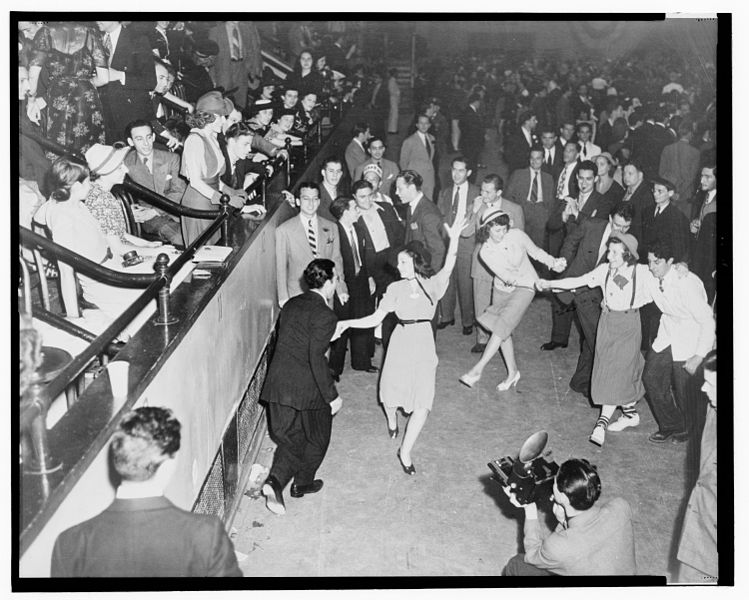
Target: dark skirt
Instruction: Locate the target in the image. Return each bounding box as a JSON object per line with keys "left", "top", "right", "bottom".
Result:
{"left": 591, "top": 307, "right": 645, "bottom": 407}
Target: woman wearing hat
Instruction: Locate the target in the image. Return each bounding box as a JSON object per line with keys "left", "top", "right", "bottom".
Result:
{"left": 84, "top": 143, "right": 166, "bottom": 257}
{"left": 537, "top": 232, "right": 653, "bottom": 447}
{"left": 593, "top": 152, "right": 625, "bottom": 207}
{"left": 334, "top": 217, "right": 466, "bottom": 475}
{"left": 264, "top": 108, "right": 303, "bottom": 148}
{"left": 181, "top": 90, "right": 248, "bottom": 245}
{"left": 459, "top": 209, "right": 566, "bottom": 392}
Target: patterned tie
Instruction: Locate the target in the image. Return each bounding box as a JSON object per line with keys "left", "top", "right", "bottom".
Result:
{"left": 530, "top": 172, "right": 539, "bottom": 203}
{"left": 142, "top": 156, "right": 152, "bottom": 175}
{"left": 103, "top": 33, "right": 113, "bottom": 66}
{"left": 307, "top": 219, "right": 318, "bottom": 256}
{"left": 349, "top": 227, "right": 361, "bottom": 275}
{"left": 424, "top": 136, "right": 432, "bottom": 157}
{"left": 556, "top": 166, "right": 567, "bottom": 198}
{"left": 451, "top": 186, "right": 460, "bottom": 223}
{"left": 231, "top": 25, "right": 242, "bottom": 60}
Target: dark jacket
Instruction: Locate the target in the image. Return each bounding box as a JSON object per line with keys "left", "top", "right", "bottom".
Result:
{"left": 405, "top": 195, "right": 446, "bottom": 271}
{"left": 556, "top": 218, "right": 609, "bottom": 304}
{"left": 640, "top": 201, "right": 691, "bottom": 264}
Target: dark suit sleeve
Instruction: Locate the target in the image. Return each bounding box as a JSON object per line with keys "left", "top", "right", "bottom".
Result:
{"left": 251, "top": 133, "right": 279, "bottom": 157}
{"left": 123, "top": 31, "right": 157, "bottom": 92}
{"left": 560, "top": 218, "right": 588, "bottom": 264}
{"left": 309, "top": 308, "right": 338, "bottom": 403}
{"left": 671, "top": 210, "right": 691, "bottom": 264}
{"left": 205, "top": 518, "right": 243, "bottom": 577}
{"left": 423, "top": 209, "right": 446, "bottom": 270}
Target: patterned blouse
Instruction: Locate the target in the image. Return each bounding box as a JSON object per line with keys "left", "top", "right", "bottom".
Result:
{"left": 84, "top": 183, "right": 129, "bottom": 243}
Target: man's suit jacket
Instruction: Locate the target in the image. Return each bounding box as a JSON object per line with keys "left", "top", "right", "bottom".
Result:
{"left": 51, "top": 496, "right": 242, "bottom": 577}
{"left": 317, "top": 184, "right": 341, "bottom": 223}
{"left": 640, "top": 202, "right": 690, "bottom": 264}
{"left": 504, "top": 168, "right": 557, "bottom": 249}
{"left": 353, "top": 157, "right": 400, "bottom": 196}
{"left": 690, "top": 191, "right": 716, "bottom": 303}
{"left": 633, "top": 122, "right": 676, "bottom": 179}
{"left": 556, "top": 217, "right": 610, "bottom": 304}
{"left": 275, "top": 215, "right": 347, "bottom": 306}
{"left": 209, "top": 22, "right": 262, "bottom": 108}
{"left": 540, "top": 143, "right": 565, "bottom": 182}
{"left": 470, "top": 198, "right": 525, "bottom": 281}
{"left": 659, "top": 140, "right": 700, "bottom": 203}
{"left": 124, "top": 148, "right": 186, "bottom": 207}
{"left": 100, "top": 26, "right": 156, "bottom": 142}
{"left": 344, "top": 139, "right": 368, "bottom": 179}
{"left": 262, "top": 291, "right": 338, "bottom": 409}
{"left": 404, "top": 195, "right": 445, "bottom": 272}
{"left": 624, "top": 181, "right": 656, "bottom": 243}
{"left": 400, "top": 133, "right": 436, "bottom": 198}
{"left": 548, "top": 189, "right": 614, "bottom": 244}
{"left": 555, "top": 160, "right": 581, "bottom": 201}
{"left": 437, "top": 182, "right": 480, "bottom": 256}
{"left": 458, "top": 106, "right": 484, "bottom": 160}
{"left": 503, "top": 127, "right": 536, "bottom": 173}
{"left": 357, "top": 202, "right": 404, "bottom": 296}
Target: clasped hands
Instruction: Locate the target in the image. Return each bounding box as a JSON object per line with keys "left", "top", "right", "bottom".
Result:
{"left": 562, "top": 197, "right": 579, "bottom": 221}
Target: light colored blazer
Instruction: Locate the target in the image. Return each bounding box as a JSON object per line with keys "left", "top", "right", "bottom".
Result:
{"left": 275, "top": 215, "right": 347, "bottom": 306}
{"left": 399, "top": 132, "right": 436, "bottom": 196}
{"left": 123, "top": 148, "right": 186, "bottom": 205}
{"left": 344, "top": 139, "right": 368, "bottom": 179}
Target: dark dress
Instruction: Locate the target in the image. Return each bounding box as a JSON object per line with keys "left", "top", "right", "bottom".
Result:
{"left": 31, "top": 25, "right": 107, "bottom": 154}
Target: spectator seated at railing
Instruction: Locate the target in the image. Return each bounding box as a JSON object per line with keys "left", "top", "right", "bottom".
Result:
{"left": 246, "top": 67, "right": 281, "bottom": 110}
{"left": 220, "top": 104, "right": 286, "bottom": 164}
{"left": 291, "top": 89, "right": 320, "bottom": 138}
{"left": 35, "top": 157, "right": 181, "bottom": 338}
{"left": 246, "top": 98, "right": 274, "bottom": 136}
{"left": 264, "top": 108, "right": 303, "bottom": 148}
{"left": 219, "top": 122, "right": 275, "bottom": 210}
{"left": 83, "top": 144, "right": 173, "bottom": 257}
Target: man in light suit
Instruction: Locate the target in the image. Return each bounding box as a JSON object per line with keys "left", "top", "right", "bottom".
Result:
{"left": 51, "top": 407, "right": 242, "bottom": 577}
{"left": 353, "top": 136, "right": 400, "bottom": 197}
{"left": 124, "top": 120, "right": 184, "bottom": 246}
{"left": 209, "top": 21, "right": 262, "bottom": 110}
{"left": 400, "top": 114, "right": 437, "bottom": 200}
{"left": 275, "top": 182, "right": 348, "bottom": 308}
{"left": 436, "top": 157, "right": 480, "bottom": 334}
{"left": 466, "top": 174, "right": 524, "bottom": 353}
{"left": 344, "top": 121, "right": 372, "bottom": 180}
{"left": 504, "top": 148, "right": 557, "bottom": 256}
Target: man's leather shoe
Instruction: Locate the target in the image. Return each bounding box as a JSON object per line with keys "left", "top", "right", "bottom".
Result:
{"left": 649, "top": 430, "right": 689, "bottom": 444}
{"left": 540, "top": 341, "right": 568, "bottom": 351}
{"left": 470, "top": 343, "right": 486, "bottom": 354}
{"left": 290, "top": 479, "right": 324, "bottom": 498}
{"left": 262, "top": 476, "right": 286, "bottom": 515}
{"left": 354, "top": 366, "right": 379, "bottom": 373}
{"left": 436, "top": 319, "right": 455, "bottom": 330}
{"left": 462, "top": 326, "right": 473, "bottom": 335}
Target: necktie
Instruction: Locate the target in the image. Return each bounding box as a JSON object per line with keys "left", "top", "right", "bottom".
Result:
{"left": 231, "top": 25, "right": 242, "bottom": 60}
{"left": 231, "top": 162, "right": 239, "bottom": 188}
{"left": 103, "top": 33, "right": 113, "bottom": 65}
{"left": 349, "top": 228, "right": 361, "bottom": 274}
{"left": 142, "top": 156, "right": 152, "bottom": 174}
{"left": 452, "top": 186, "right": 460, "bottom": 223}
{"left": 556, "top": 166, "right": 567, "bottom": 198}
{"left": 545, "top": 150, "right": 552, "bottom": 166}
{"left": 424, "top": 136, "right": 432, "bottom": 157}
{"left": 307, "top": 219, "right": 318, "bottom": 256}
{"left": 530, "top": 172, "right": 539, "bottom": 203}
{"left": 623, "top": 188, "right": 633, "bottom": 203}
{"left": 654, "top": 207, "right": 660, "bottom": 218}
{"left": 580, "top": 142, "right": 587, "bottom": 158}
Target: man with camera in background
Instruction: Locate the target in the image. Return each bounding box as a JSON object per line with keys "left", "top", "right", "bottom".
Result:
{"left": 503, "top": 458, "right": 637, "bottom": 576}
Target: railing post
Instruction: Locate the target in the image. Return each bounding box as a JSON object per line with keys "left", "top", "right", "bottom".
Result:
{"left": 22, "top": 381, "right": 62, "bottom": 475}
{"left": 261, "top": 160, "right": 269, "bottom": 208}
{"left": 152, "top": 253, "right": 178, "bottom": 326}
{"left": 316, "top": 118, "right": 323, "bottom": 145}
{"left": 284, "top": 138, "right": 293, "bottom": 187}
{"left": 220, "top": 194, "right": 231, "bottom": 246}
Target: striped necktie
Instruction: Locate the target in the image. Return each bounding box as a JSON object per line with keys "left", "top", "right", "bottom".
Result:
{"left": 556, "top": 166, "right": 568, "bottom": 198}
{"left": 349, "top": 227, "right": 361, "bottom": 274}
{"left": 530, "top": 172, "right": 539, "bottom": 203}
{"left": 103, "top": 33, "right": 113, "bottom": 66}
{"left": 307, "top": 219, "right": 318, "bottom": 256}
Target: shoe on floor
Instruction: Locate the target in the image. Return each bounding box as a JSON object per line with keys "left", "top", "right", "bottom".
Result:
{"left": 290, "top": 479, "right": 324, "bottom": 498}
{"left": 649, "top": 429, "right": 688, "bottom": 443}
{"left": 462, "top": 326, "right": 473, "bottom": 335}
{"left": 262, "top": 476, "right": 286, "bottom": 515}
{"left": 470, "top": 343, "right": 487, "bottom": 354}
{"left": 589, "top": 425, "right": 606, "bottom": 447}
{"left": 607, "top": 413, "right": 640, "bottom": 432}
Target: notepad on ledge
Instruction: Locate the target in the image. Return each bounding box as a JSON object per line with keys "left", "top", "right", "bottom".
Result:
{"left": 191, "top": 245, "right": 233, "bottom": 263}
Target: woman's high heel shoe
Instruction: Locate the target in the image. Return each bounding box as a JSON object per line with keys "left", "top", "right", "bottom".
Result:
{"left": 388, "top": 423, "right": 399, "bottom": 439}
{"left": 496, "top": 371, "right": 521, "bottom": 391}
{"left": 397, "top": 449, "right": 416, "bottom": 475}
{"left": 459, "top": 371, "right": 482, "bottom": 388}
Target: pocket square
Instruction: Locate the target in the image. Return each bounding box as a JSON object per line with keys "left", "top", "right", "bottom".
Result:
{"left": 410, "top": 223, "right": 418, "bottom": 230}
{"left": 165, "top": 174, "right": 172, "bottom": 180}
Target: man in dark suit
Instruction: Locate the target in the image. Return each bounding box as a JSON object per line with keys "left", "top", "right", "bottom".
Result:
{"left": 219, "top": 120, "right": 281, "bottom": 193}
{"left": 124, "top": 120, "right": 184, "bottom": 246}
{"left": 632, "top": 106, "right": 676, "bottom": 180}
{"left": 96, "top": 21, "right": 156, "bottom": 143}
{"left": 396, "top": 170, "right": 446, "bottom": 273}
{"left": 689, "top": 165, "right": 716, "bottom": 304}
{"left": 352, "top": 136, "right": 400, "bottom": 196}
{"left": 552, "top": 204, "right": 635, "bottom": 394}
{"left": 51, "top": 407, "right": 242, "bottom": 577}
{"left": 261, "top": 259, "right": 343, "bottom": 515}
{"left": 328, "top": 197, "right": 378, "bottom": 375}
{"left": 504, "top": 148, "right": 557, "bottom": 256}
{"left": 458, "top": 93, "right": 485, "bottom": 181}
{"left": 595, "top": 98, "right": 626, "bottom": 155}
{"left": 621, "top": 160, "right": 655, "bottom": 242}
{"left": 317, "top": 156, "right": 347, "bottom": 222}
{"left": 503, "top": 110, "right": 538, "bottom": 174}
{"left": 539, "top": 128, "right": 565, "bottom": 183}
{"left": 436, "top": 157, "right": 479, "bottom": 334}
{"left": 179, "top": 38, "right": 220, "bottom": 104}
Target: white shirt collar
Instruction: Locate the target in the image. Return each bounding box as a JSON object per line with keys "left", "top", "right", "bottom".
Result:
{"left": 410, "top": 192, "right": 424, "bottom": 211}
{"left": 300, "top": 213, "right": 318, "bottom": 227}
{"left": 705, "top": 190, "right": 716, "bottom": 204}
{"left": 322, "top": 181, "right": 337, "bottom": 198}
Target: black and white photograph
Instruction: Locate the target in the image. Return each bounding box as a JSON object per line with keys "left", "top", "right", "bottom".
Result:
{"left": 11, "top": 4, "right": 734, "bottom": 594}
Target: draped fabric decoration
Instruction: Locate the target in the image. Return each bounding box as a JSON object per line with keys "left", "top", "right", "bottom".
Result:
{"left": 569, "top": 21, "right": 634, "bottom": 55}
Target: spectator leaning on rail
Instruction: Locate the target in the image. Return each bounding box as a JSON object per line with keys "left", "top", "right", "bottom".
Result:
{"left": 502, "top": 458, "right": 637, "bottom": 576}
{"left": 51, "top": 407, "right": 243, "bottom": 577}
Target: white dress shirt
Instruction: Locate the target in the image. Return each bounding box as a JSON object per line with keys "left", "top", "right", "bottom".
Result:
{"left": 526, "top": 168, "right": 544, "bottom": 203}
{"left": 359, "top": 205, "right": 389, "bottom": 252}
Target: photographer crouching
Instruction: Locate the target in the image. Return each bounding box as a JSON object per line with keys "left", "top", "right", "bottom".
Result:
{"left": 502, "top": 458, "right": 637, "bottom": 576}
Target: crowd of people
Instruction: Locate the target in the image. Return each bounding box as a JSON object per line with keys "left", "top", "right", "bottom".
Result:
{"left": 18, "top": 21, "right": 719, "bottom": 582}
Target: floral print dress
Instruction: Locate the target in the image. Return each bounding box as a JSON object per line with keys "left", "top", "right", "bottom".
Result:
{"left": 31, "top": 25, "right": 107, "bottom": 154}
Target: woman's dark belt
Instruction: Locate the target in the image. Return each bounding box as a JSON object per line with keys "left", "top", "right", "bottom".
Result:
{"left": 397, "top": 318, "right": 432, "bottom": 326}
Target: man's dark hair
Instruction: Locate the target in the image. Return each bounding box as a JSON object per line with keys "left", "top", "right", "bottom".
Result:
{"left": 564, "top": 140, "right": 579, "bottom": 152}
{"left": 303, "top": 258, "right": 335, "bottom": 289}
{"left": 451, "top": 155, "right": 470, "bottom": 169}
{"left": 678, "top": 120, "right": 694, "bottom": 138}
{"left": 604, "top": 97, "right": 623, "bottom": 114}
{"left": 298, "top": 180, "right": 320, "bottom": 195}
{"left": 539, "top": 126, "right": 557, "bottom": 137}
{"left": 556, "top": 458, "right": 602, "bottom": 511}
{"left": 321, "top": 156, "right": 343, "bottom": 170}
{"left": 125, "top": 119, "right": 153, "bottom": 141}
{"left": 625, "top": 159, "right": 644, "bottom": 174}
{"left": 224, "top": 121, "right": 254, "bottom": 140}
{"left": 329, "top": 196, "right": 353, "bottom": 221}
{"left": 352, "top": 179, "right": 373, "bottom": 194}
{"left": 518, "top": 110, "right": 536, "bottom": 126}
{"left": 628, "top": 108, "right": 644, "bottom": 128}
{"left": 577, "top": 160, "right": 597, "bottom": 177}
{"left": 576, "top": 121, "right": 592, "bottom": 134}
{"left": 397, "top": 169, "right": 423, "bottom": 190}
{"left": 368, "top": 136, "right": 386, "bottom": 149}
{"left": 648, "top": 238, "right": 675, "bottom": 262}
{"left": 529, "top": 146, "right": 544, "bottom": 160}
{"left": 468, "top": 92, "right": 482, "bottom": 104}
{"left": 482, "top": 173, "right": 503, "bottom": 191}
{"left": 283, "top": 83, "right": 300, "bottom": 94}
{"left": 110, "top": 407, "right": 181, "bottom": 482}
{"left": 702, "top": 349, "right": 716, "bottom": 373}
{"left": 704, "top": 164, "right": 716, "bottom": 179}
{"left": 612, "top": 202, "right": 635, "bottom": 223}
{"left": 351, "top": 122, "right": 370, "bottom": 137}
